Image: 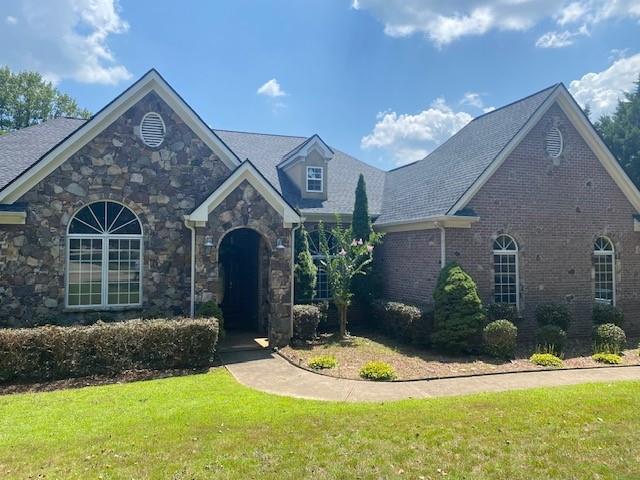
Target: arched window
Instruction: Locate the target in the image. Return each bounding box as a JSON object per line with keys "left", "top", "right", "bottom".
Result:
{"left": 67, "top": 201, "right": 143, "bottom": 308}
{"left": 493, "top": 235, "right": 519, "bottom": 307}
{"left": 594, "top": 237, "right": 615, "bottom": 305}
{"left": 307, "top": 227, "right": 337, "bottom": 300}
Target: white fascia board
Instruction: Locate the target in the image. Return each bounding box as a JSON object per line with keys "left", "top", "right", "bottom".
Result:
{"left": 278, "top": 135, "right": 334, "bottom": 170}
{"left": 0, "top": 70, "right": 240, "bottom": 204}
{"left": 375, "top": 215, "right": 479, "bottom": 233}
{"left": 0, "top": 211, "right": 26, "bottom": 224}
{"left": 447, "top": 86, "right": 560, "bottom": 215}
{"left": 186, "top": 162, "right": 301, "bottom": 226}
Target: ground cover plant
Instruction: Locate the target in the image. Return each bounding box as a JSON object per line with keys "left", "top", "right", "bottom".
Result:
{"left": 307, "top": 355, "right": 338, "bottom": 370}
{"left": 1, "top": 370, "right": 640, "bottom": 479}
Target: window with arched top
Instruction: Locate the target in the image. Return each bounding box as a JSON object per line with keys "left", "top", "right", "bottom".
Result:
{"left": 67, "top": 201, "right": 143, "bottom": 308}
{"left": 493, "top": 235, "right": 519, "bottom": 307}
{"left": 594, "top": 237, "right": 615, "bottom": 305}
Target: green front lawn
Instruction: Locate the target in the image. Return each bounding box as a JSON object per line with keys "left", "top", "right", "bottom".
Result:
{"left": 1, "top": 370, "right": 639, "bottom": 479}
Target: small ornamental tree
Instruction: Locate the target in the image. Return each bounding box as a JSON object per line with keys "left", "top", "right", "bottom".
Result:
{"left": 294, "top": 225, "right": 317, "bottom": 302}
{"left": 321, "top": 223, "right": 381, "bottom": 338}
{"left": 431, "top": 262, "right": 486, "bottom": 353}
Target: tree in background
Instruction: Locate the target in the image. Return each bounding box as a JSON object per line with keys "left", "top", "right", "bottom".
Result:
{"left": 431, "top": 262, "right": 485, "bottom": 353}
{"left": 294, "top": 225, "right": 317, "bottom": 303}
{"left": 594, "top": 75, "right": 640, "bottom": 187}
{"left": 0, "top": 66, "right": 91, "bottom": 133}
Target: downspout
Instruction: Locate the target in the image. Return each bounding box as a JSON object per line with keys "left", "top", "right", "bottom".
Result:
{"left": 435, "top": 221, "right": 446, "bottom": 269}
{"left": 289, "top": 220, "right": 303, "bottom": 338}
{"left": 185, "top": 219, "right": 196, "bottom": 318}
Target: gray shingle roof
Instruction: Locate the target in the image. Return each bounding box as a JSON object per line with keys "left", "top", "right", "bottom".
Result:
{"left": 0, "top": 118, "right": 86, "bottom": 191}
{"left": 376, "top": 84, "right": 559, "bottom": 225}
{"left": 213, "top": 130, "right": 386, "bottom": 216}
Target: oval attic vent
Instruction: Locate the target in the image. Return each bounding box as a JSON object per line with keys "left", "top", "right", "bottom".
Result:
{"left": 140, "top": 112, "right": 166, "bottom": 147}
{"left": 545, "top": 126, "right": 563, "bottom": 158}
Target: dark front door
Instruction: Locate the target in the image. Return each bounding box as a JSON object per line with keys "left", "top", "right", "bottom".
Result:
{"left": 219, "top": 228, "right": 260, "bottom": 331}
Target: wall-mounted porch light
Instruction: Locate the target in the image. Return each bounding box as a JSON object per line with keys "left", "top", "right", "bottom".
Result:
{"left": 204, "top": 235, "right": 214, "bottom": 249}
{"left": 275, "top": 238, "right": 286, "bottom": 250}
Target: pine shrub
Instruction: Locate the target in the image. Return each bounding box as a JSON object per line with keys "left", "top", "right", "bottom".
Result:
{"left": 483, "top": 320, "right": 518, "bottom": 359}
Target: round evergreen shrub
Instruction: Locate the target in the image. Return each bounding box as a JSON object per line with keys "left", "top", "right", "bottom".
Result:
{"left": 535, "top": 303, "right": 572, "bottom": 331}
{"left": 359, "top": 361, "right": 396, "bottom": 381}
{"left": 308, "top": 355, "right": 337, "bottom": 370}
{"left": 431, "top": 263, "right": 485, "bottom": 353}
{"left": 293, "top": 304, "right": 322, "bottom": 341}
{"left": 592, "top": 304, "right": 624, "bottom": 327}
{"left": 592, "top": 352, "right": 622, "bottom": 365}
{"left": 483, "top": 320, "right": 518, "bottom": 359}
{"left": 536, "top": 325, "right": 567, "bottom": 354}
{"left": 486, "top": 303, "right": 519, "bottom": 323}
{"left": 530, "top": 352, "right": 563, "bottom": 368}
{"left": 593, "top": 323, "right": 626, "bottom": 354}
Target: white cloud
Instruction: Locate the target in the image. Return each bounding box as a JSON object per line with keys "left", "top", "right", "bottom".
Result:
{"left": 535, "top": 25, "right": 589, "bottom": 48}
{"left": 353, "top": 0, "right": 640, "bottom": 47}
{"left": 569, "top": 53, "right": 640, "bottom": 119}
{"left": 361, "top": 98, "right": 473, "bottom": 165}
{"left": 257, "top": 78, "right": 287, "bottom": 97}
{"left": 0, "top": 0, "right": 130, "bottom": 85}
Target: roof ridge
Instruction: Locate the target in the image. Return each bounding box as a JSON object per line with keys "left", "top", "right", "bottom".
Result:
{"left": 388, "top": 83, "right": 561, "bottom": 174}
{"left": 213, "top": 128, "right": 306, "bottom": 140}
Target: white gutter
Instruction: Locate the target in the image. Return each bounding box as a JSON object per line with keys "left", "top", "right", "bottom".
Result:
{"left": 185, "top": 220, "right": 197, "bottom": 318}
{"left": 289, "top": 220, "right": 303, "bottom": 341}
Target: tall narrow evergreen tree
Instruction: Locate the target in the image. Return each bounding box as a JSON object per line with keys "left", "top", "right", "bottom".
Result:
{"left": 294, "top": 225, "right": 317, "bottom": 302}
{"left": 351, "top": 174, "right": 371, "bottom": 241}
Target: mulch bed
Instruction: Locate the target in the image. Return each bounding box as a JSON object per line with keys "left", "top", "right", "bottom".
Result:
{"left": 280, "top": 332, "right": 640, "bottom": 381}
{"left": 0, "top": 365, "right": 218, "bottom": 396}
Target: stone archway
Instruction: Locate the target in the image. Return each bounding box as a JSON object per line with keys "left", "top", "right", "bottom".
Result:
{"left": 217, "top": 227, "right": 270, "bottom": 334}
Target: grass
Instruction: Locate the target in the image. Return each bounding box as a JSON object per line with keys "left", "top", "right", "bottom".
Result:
{"left": 1, "top": 370, "right": 640, "bottom": 479}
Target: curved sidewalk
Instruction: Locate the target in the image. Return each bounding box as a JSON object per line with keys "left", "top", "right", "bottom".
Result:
{"left": 220, "top": 349, "right": 640, "bottom": 402}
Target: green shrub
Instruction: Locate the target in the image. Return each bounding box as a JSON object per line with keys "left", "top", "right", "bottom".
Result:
{"left": 0, "top": 318, "right": 219, "bottom": 383}
{"left": 530, "top": 353, "right": 563, "bottom": 368}
{"left": 483, "top": 320, "right": 518, "bottom": 359}
{"left": 307, "top": 355, "right": 337, "bottom": 370}
{"left": 593, "top": 323, "right": 626, "bottom": 354}
{"left": 535, "top": 303, "right": 572, "bottom": 331}
{"left": 294, "top": 226, "right": 318, "bottom": 302}
{"left": 536, "top": 325, "right": 567, "bottom": 354}
{"left": 486, "top": 303, "right": 519, "bottom": 323}
{"left": 196, "top": 301, "right": 224, "bottom": 337}
{"left": 592, "top": 303, "right": 624, "bottom": 327}
{"left": 431, "top": 263, "right": 485, "bottom": 353}
{"left": 371, "top": 300, "right": 431, "bottom": 345}
{"left": 592, "top": 352, "right": 622, "bottom": 365}
{"left": 359, "top": 361, "right": 396, "bottom": 381}
{"left": 293, "top": 304, "right": 322, "bottom": 341}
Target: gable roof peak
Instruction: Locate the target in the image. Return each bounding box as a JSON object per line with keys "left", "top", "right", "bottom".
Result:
{"left": 278, "top": 133, "right": 334, "bottom": 169}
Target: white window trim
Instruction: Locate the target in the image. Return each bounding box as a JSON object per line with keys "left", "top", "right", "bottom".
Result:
{"left": 65, "top": 202, "right": 144, "bottom": 310}
{"left": 594, "top": 237, "right": 616, "bottom": 306}
{"left": 306, "top": 166, "right": 323, "bottom": 193}
{"left": 492, "top": 235, "right": 520, "bottom": 309}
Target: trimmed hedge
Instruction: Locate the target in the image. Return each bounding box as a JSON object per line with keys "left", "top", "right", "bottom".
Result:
{"left": 535, "top": 303, "right": 572, "bottom": 331}
{"left": 592, "top": 303, "right": 624, "bottom": 327}
{"left": 293, "top": 304, "right": 322, "bottom": 340}
{"left": 371, "top": 300, "right": 431, "bottom": 346}
{"left": 483, "top": 320, "right": 518, "bottom": 359}
{"left": 0, "top": 318, "right": 219, "bottom": 383}
{"left": 593, "top": 323, "right": 626, "bottom": 354}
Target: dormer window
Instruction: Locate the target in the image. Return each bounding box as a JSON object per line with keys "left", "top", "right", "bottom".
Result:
{"left": 306, "top": 166, "right": 323, "bottom": 192}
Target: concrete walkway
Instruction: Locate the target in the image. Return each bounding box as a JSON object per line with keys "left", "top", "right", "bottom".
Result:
{"left": 220, "top": 349, "right": 640, "bottom": 402}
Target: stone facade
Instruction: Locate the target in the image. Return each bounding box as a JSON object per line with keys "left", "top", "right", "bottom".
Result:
{"left": 380, "top": 103, "right": 640, "bottom": 339}
{"left": 0, "top": 91, "right": 294, "bottom": 345}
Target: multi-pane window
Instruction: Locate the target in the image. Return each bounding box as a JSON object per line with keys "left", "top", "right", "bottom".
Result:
{"left": 308, "top": 227, "right": 337, "bottom": 300}
{"left": 594, "top": 237, "right": 614, "bottom": 305}
{"left": 493, "top": 235, "right": 519, "bottom": 306}
{"left": 67, "top": 201, "right": 143, "bottom": 308}
{"left": 306, "top": 166, "right": 323, "bottom": 192}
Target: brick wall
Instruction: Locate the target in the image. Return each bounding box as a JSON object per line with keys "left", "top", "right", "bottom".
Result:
{"left": 380, "top": 102, "right": 640, "bottom": 339}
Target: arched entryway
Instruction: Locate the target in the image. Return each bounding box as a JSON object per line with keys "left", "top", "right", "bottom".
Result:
{"left": 218, "top": 228, "right": 270, "bottom": 333}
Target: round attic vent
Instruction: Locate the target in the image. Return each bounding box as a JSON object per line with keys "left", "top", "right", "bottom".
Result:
{"left": 140, "top": 112, "right": 166, "bottom": 148}
{"left": 545, "top": 126, "right": 563, "bottom": 158}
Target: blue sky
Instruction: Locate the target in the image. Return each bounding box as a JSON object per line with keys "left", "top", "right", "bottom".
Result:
{"left": 2, "top": 0, "right": 640, "bottom": 170}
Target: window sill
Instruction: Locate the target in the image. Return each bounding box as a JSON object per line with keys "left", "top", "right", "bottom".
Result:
{"left": 63, "top": 305, "right": 143, "bottom": 313}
